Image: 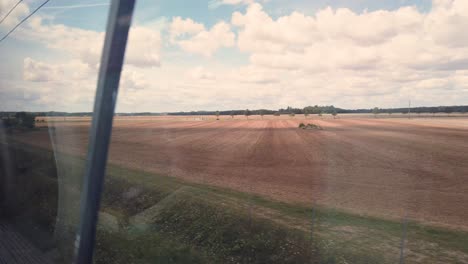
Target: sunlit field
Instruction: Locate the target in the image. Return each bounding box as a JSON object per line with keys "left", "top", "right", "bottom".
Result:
{"left": 26, "top": 114, "right": 468, "bottom": 229}
{"left": 5, "top": 113, "right": 467, "bottom": 263}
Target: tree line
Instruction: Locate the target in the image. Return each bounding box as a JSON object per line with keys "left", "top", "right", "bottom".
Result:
{"left": 1, "top": 105, "right": 467, "bottom": 119}
{"left": 168, "top": 105, "right": 468, "bottom": 116}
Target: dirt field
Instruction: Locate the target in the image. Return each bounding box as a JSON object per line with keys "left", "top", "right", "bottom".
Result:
{"left": 15, "top": 115, "right": 468, "bottom": 230}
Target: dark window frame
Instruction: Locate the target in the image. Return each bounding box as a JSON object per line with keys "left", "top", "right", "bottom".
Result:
{"left": 73, "top": 1, "right": 136, "bottom": 263}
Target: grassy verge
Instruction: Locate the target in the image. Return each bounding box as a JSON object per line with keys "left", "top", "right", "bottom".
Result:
{"left": 3, "top": 141, "right": 468, "bottom": 263}
{"left": 104, "top": 163, "right": 468, "bottom": 263}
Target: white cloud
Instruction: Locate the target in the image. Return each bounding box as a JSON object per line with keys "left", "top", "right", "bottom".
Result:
{"left": 121, "top": 67, "right": 149, "bottom": 91}
{"left": 23, "top": 58, "right": 92, "bottom": 82}
{"left": 169, "top": 16, "right": 205, "bottom": 41}
{"left": 0, "top": 0, "right": 29, "bottom": 28}
{"left": 187, "top": 66, "right": 215, "bottom": 80}
{"left": 23, "top": 58, "right": 59, "bottom": 82}
{"left": 170, "top": 18, "right": 235, "bottom": 56}
{"left": 125, "top": 26, "right": 161, "bottom": 67}
{"left": 5, "top": 0, "right": 468, "bottom": 112}
{"left": 19, "top": 57, "right": 97, "bottom": 111}
{"left": 230, "top": 65, "right": 280, "bottom": 84}
{"left": 4, "top": 2, "right": 160, "bottom": 111}
{"left": 223, "top": 0, "right": 468, "bottom": 108}
{"left": 19, "top": 17, "right": 161, "bottom": 68}
{"left": 425, "top": 0, "right": 468, "bottom": 48}
{"left": 20, "top": 17, "right": 104, "bottom": 67}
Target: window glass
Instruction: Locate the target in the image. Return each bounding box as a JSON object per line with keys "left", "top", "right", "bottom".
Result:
{"left": 94, "top": 1, "right": 468, "bottom": 264}
{"left": 0, "top": 0, "right": 108, "bottom": 262}
{"left": 1, "top": 0, "right": 468, "bottom": 264}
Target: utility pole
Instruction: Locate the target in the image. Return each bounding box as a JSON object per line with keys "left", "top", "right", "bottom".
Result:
{"left": 399, "top": 213, "right": 409, "bottom": 264}
{"left": 408, "top": 100, "right": 411, "bottom": 119}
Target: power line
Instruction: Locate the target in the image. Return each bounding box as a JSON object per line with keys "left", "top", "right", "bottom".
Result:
{"left": 0, "top": 0, "right": 23, "bottom": 25}
{"left": 0, "top": 0, "right": 50, "bottom": 44}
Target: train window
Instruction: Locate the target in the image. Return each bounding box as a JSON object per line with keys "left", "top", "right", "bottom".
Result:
{"left": 0, "top": 0, "right": 110, "bottom": 262}
{"left": 2, "top": 0, "right": 468, "bottom": 263}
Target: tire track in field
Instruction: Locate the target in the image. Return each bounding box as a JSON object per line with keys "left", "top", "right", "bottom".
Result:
{"left": 13, "top": 117, "right": 468, "bottom": 230}
{"left": 297, "top": 118, "right": 468, "bottom": 229}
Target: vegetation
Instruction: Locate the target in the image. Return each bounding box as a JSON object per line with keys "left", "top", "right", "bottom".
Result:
{"left": 244, "top": 109, "right": 251, "bottom": 119}
{"left": 94, "top": 230, "right": 208, "bottom": 264}
{"left": 372, "top": 107, "right": 380, "bottom": 118}
{"left": 166, "top": 105, "right": 468, "bottom": 116}
{"left": 299, "top": 123, "right": 322, "bottom": 130}
{"left": 3, "top": 141, "right": 468, "bottom": 264}
{"left": 0, "top": 112, "right": 36, "bottom": 129}
{"left": 4, "top": 105, "right": 468, "bottom": 119}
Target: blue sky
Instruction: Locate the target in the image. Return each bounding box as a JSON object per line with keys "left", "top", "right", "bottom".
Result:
{"left": 1, "top": 0, "right": 467, "bottom": 112}
{"left": 42, "top": 0, "right": 433, "bottom": 30}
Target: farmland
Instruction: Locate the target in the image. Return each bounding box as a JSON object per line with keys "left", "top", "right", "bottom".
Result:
{"left": 4, "top": 114, "right": 468, "bottom": 263}
{"left": 16, "top": 114, "right": 468, "bottom": 231}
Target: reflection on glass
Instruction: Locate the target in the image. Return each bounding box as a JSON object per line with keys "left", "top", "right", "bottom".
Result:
{"left": 2, "top": 0, "right": 468, "bottom": 263}
{"left": 0, "top": 0, "right": 107, "bottom": 262}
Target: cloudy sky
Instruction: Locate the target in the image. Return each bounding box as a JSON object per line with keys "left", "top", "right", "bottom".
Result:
{"left": 0, "top": 0, "right": 467, "bottom": 112}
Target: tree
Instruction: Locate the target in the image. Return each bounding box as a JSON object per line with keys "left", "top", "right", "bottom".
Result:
{"left": 313, "top": 105, "right": 319, "bottom": 115}
{"left": 3, "top": 115, "right": 16, "bottom": 128}
{"left": 215, "top": 111, "right": 220, "bottom": 120}
{"left": 332, "top": 109, "right": 337, "bottom": 119}
{"left": 372, "top": 107, "right": 379, "bottom": 118}
{"left": 15, "top": 112, "right": 35, "bottom": 129}
{"left": 444, "top": 107, "right": 453, "bottom": 117}
{"left": 244, "top": 109, "right": 251, "bottom": 119}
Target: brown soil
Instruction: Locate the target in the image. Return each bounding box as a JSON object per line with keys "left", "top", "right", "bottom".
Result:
{"left": 15, "top": 116, "right": 468, "bottom": 230}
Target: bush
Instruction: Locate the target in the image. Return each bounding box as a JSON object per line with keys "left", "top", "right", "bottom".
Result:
{"left": 152, "top": 195, "right": 317, "bottom": 264}
{"left": 300, "top": 123, "right": 322, "bottom": 130}
{"left": 1, "top": 117, "right": 17, "bottom": 128}
{"left": 94, "top": 230, "right": 207, "bottom": 264}
{"left": 16, "top": 112, "right": 36, "bottom": 128}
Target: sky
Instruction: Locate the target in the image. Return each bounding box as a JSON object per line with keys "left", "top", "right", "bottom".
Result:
{"left": 1, "top": 0, "right": 468, "bottom": 112}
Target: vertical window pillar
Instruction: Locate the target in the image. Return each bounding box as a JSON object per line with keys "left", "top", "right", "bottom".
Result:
{"left": 73, "top": 1, "right": 135, "bottom": 263}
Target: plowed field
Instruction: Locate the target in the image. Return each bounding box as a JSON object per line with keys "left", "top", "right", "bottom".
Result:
{"left": 15, "top": 116, "right": 468, "bottom": 230}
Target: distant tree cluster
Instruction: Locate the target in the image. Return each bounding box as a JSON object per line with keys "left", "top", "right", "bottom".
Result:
{"left": 302, "top": 105, "right": 337, "bottom": 115}
{"left": 1, "top": 112, "right": 36, "bottom": 129}
{"left": 341, "top": 105, "right": 467, "bottom": 115}
{"left": 169, "top": 109, "right": 275, "bottom": 116}
{"left": 2, "top": 105, "right": 468, "bottom": 120}
{"left": 168, "top": 105, "right": 345, "bottom": 116}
